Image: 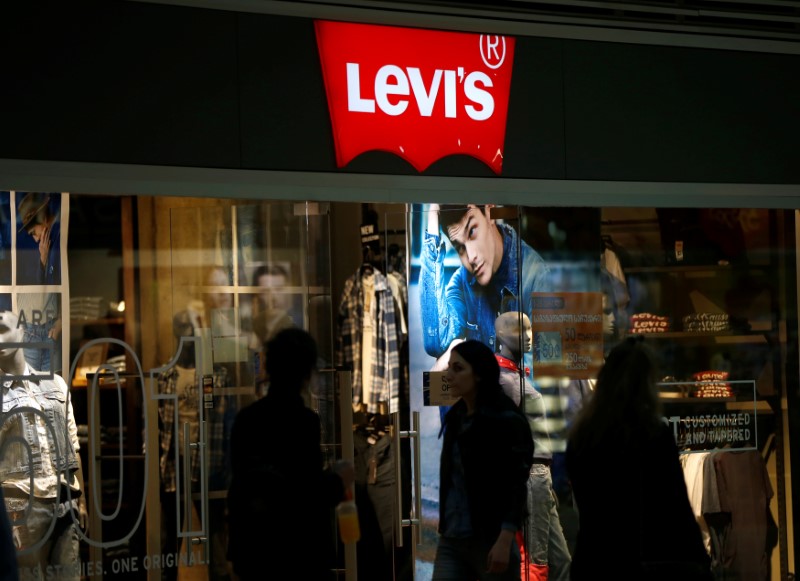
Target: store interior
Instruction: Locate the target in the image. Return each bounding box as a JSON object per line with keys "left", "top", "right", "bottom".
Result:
{"left": 59, "top": 195, "right": 795, "bottom": 580}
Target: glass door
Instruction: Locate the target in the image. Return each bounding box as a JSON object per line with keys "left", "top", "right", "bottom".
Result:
{"left": 405, "top": 205, "right": 530, "bottom": 580}
{"left": 405, "top": 204, "right": 602, "bottom": 580}
{"left": 165, "top": 200, "right": 338, "bottom": 581}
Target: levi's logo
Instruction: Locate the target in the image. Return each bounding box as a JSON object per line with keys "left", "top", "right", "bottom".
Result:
{"left": 315, "top": 21, "right": 515, "bottom": 174}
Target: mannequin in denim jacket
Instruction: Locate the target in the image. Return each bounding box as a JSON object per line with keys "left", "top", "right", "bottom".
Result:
{"left": 0, "top": 310, "right": 86, "bottom": 580}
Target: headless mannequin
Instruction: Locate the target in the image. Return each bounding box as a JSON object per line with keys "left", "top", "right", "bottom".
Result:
{"left": 0, "top": 310, "right": 88, "bottom": 579}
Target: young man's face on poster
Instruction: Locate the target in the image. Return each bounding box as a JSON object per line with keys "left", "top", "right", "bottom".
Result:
{"left": 444, "top": 205, "right": 503, "bottom": 286}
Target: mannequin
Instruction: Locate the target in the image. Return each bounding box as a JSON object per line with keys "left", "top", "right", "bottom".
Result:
{"left": 495, "top": 312, "right": 571, "bottom": 581}
{"left": 0, "top": 310, "right": 87, "bottom": 580}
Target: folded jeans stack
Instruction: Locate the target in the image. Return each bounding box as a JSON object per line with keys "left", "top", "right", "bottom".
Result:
{"left": 70, "top": 296, "right": 105, "bottom": 320}
{"left": 691, "top": 370, "right": 732, "bottom": 399}
{"left": 630, "top": 313, "right": 670, "bottom": 334}
{"left": 683, "top": 313, "right": 730, "bottom": 333}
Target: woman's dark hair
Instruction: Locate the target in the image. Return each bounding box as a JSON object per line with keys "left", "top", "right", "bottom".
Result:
{"left": 569, "top": 336, "right": 662, "bottom": 452}
{"left": 265, "top": 328, "right": 317, "bottom": 396}
{"left": 451, "top": 340, "right": 504, "bottom": 408}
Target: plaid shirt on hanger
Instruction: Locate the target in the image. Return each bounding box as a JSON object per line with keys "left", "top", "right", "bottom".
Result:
{"left": 158, "top": 365, "right": 233, "bottom": 492}
{"left": 335, "top": 270, "right": 401, "bottom": 413}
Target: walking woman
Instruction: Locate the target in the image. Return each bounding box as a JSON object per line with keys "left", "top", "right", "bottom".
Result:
{"left": 433, "top": 340, "right": 534, "bottom": 581}
{"left": 566, "top": 337, "right": 711, "bottom": 580}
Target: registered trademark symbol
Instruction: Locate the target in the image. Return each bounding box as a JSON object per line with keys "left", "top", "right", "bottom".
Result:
{"left": 479, "top": 35, "right": 506, "bottom": 69}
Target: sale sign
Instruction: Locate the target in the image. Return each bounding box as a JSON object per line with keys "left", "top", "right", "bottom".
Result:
{"left": 315, "top": 20, "right": 516, "bottom": 174}
{"left": 531, "top": 293, "right": 604, "bottom": 380}
{"left": 423, "top": 370, "right": 459, "bottom": 406}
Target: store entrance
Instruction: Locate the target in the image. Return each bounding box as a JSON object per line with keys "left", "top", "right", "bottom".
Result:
{"left": 153, "top": 200, "right": 340, "bottom": 581}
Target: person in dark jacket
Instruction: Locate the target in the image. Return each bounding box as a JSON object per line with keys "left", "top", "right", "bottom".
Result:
{"left": 227, "top": 328, "right": 354, "bottom": 580}
{"left": 566, "top": 336, "right": 712, "bottom": 580}
{"left": 433, "top": 340, "right": 534, "bottom": 581}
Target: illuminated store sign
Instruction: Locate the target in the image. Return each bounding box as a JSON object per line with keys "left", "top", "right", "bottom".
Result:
{"left": 315, "top": 20, "right": 515, "bottom": 174}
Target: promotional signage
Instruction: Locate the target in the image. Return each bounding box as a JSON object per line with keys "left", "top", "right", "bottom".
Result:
{"left": 532, "top": 292, "right": 603, "bottom": 380}
{"left": 423, "top": 370, "right": 459, "bottom": 406}
{"left": 661, "top": 379, "right": 759, "bottom": 453}
{"left": 666, "top": 410, "right": 757, "bottom": 451}
{"left": 315, "top": 20, "right": 515, "bottom": 174}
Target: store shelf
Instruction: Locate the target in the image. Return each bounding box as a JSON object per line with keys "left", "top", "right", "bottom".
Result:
{"left": 70, "top": 317, "right": 125, "bottom": 325}
{"left": 660, "top": 398, "right": 774, "bottom": 415}
{"left": 71, "top": 375, "right": 133, "bottom": 389}
{"left": 630, "top": 331, "right": 769, "bottom": 344}
{"left": 726, "top": 400, "right": 773, "bottom": 412}
{"left": 624, "top": 264, "right": 770, "bottom": 274}
{"left": 660, "top": 396, "right": 734, "bottom": 404}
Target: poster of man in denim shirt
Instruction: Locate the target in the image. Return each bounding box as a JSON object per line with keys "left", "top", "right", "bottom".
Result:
{"left": 407, "top": 203, "right": 600, "bottom": 580}
{"left": 419, "top": 204, "right": 551, "bottom": 375}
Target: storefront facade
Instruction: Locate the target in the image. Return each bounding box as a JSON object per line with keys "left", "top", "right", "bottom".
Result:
{"left": 0, "top": 1, "right": 798, "bottom": 579}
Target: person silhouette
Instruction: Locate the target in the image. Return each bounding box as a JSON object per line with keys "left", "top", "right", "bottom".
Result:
{"left": 227, "top": 328, "right": 354, "bottom": 581}
{"left": 566, "top": 337, "right": 712, "bottom": 580}
{"left": 433, "top": 340, "right": 534, "bottom": 580}
{"left": 494, "top": 312, "right": 571, "bottom": 580}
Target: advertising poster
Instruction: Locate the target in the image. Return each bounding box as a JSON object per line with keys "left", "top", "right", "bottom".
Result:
{"left": 0, "top": 192, "right": 69, "bottom": 377}
{"left": 532, "top": 292, "right": 604, "bottom": 380}
{"left": 407, "top": 203, "right": 600, "bottom": 579}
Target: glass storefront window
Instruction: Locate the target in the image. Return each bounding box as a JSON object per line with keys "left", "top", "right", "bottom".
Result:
{"left": 0, "top": 194, "right": 794, "bottom": 580}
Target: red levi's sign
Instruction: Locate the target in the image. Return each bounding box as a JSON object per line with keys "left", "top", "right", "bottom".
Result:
{"left": 315, "top": 21, "right": 516, "bottom": 174}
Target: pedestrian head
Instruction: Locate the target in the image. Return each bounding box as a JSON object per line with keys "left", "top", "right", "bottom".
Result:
{"left": 595, "top": 335, "right": 660, "bottom": 415}
{"left": 570, "top": 336, "right": 662, "bottom": 451}
{"left": 265, "top": 328, "right": 318, "bottom": 396}
{"left": 447, "top": 340, "right": 503, "bottom": 408}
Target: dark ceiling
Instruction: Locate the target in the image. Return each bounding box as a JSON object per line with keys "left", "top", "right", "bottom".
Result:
{"left": 306, "top": 0, "right": 800, "bottom": 43}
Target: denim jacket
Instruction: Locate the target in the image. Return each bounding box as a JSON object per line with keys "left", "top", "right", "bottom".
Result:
{"left": 0, "top": 374, "right": 79, "bottom": 483}
{"left": 420, "top": 222, "right": 551, "bottom": 358}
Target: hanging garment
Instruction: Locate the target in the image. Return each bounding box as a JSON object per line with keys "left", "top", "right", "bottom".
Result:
{"left": 709, "top": 450, "right": 774, "bottom": 581}
{"left": 386, "top": 271, "right": 408, "bottom": 336}
{"left": 680, "top": 452, "right": 720, "bottom": 556}
{"left": 335, "top": 268, "right": 401, "bottom": 413}
{"left": 158, "top": 365, "right": 235, "bottom": 492}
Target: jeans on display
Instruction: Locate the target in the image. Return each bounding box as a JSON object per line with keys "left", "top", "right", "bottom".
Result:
{"left": 525, "top": 464, "right": 572, "bottom": 581}
{"left": 8, "top": 497, "right": 80, "bottom": 581}
{"left": 432, "top": 536, "right": 521, "bottom": 581}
